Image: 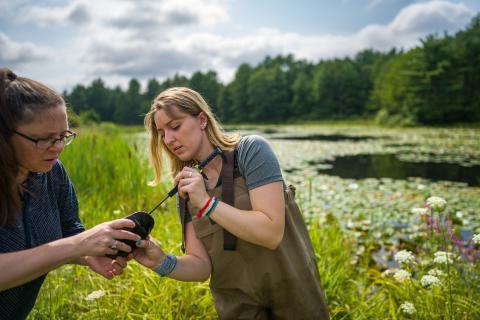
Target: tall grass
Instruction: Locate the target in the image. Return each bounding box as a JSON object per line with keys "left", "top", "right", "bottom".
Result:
{"left": 28, "top": 125, "right": 479, "bottom": 319}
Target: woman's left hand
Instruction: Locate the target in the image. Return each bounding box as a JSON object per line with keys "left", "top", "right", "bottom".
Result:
{"left": 84, "top": 256, "right": 128, "bottom": 279}
{"left": 174, "top": 167, "right": 209, "bottom": 209}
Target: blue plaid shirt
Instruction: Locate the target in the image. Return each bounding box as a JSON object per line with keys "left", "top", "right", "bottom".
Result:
{"left": 0, "top": 161, "right": 84, "bottom": 320}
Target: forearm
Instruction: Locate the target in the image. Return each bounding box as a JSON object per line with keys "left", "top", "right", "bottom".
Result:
{"left": 209, "top": 202, "right": 283, "bottom": 250}
{"left": 0, "top": 237, "right": 78, "bottom": 291}
{"left": 166, "top": 254, "right": 211, "bottom": 282}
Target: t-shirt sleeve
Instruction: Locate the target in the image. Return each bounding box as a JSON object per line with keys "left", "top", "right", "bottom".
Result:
{"left": 53, "top": 161, "right": 85, "bottom": 237}
{"left": 236, "top": 135, "right": 283, "bottom": 190}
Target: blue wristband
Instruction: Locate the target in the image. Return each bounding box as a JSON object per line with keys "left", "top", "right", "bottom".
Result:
{"left": 154, "top": 254, "right": 177, "bottom": 277}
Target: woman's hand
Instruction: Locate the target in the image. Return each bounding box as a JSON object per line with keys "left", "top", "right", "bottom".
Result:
{"left": 174, "top": 167, "right": 209, "bottom": 210}
{"left": 72, "top": 219, "right": 141, "bottom": 258}
{"left": 84, "top": 256, "right": 128, "bottom": 279}
{"left": 132, "top": 236, "right": 166, "bottom": 269}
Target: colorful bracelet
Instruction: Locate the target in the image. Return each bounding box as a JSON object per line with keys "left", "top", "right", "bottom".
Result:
{"left": 196, "top": 196, "right": 219, "bottom": 218}
{"left": 205, "top": 197, "right": 219, "bottom": 217}
{"left": 154, "top": 253, "right": 177, "bottom": 277}
{"left": 196, "top": 196, "right": 214, "bottom": 218}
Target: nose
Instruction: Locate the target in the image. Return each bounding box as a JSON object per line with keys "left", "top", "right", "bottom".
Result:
{"left": 48, "top": 139, "right": 65, "bottom": 153}
{"left": 163, "top": 130, "right": 175, "bottom": 145}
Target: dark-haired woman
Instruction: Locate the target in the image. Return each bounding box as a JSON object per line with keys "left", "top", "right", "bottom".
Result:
{"left": 0, "top": 68, "right": 141, "bottom": 320}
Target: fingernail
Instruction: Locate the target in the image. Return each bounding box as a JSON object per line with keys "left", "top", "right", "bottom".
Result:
{"left": 135, "top": 240, "right": 142, "bottom": 246}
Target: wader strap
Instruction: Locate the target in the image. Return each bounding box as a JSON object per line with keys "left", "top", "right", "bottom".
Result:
{"left": 179, "top": 198, "right": 186, "bottom": 253}
{"left": 221, "top": 150, "right": 237, "bottom": 250}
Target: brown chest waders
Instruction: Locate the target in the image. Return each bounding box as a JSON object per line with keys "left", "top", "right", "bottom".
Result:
{"left": 179, "top": 150, "right": 329, "bottom": 319}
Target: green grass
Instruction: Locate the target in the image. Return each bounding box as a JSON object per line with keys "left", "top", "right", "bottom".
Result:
{"left": 29, "top": 124, "right": 480, "bottom": 319}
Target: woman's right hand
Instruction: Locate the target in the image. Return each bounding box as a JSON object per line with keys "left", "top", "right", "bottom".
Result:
{"left": 132, "top": 236, "right": 165, "bottom": 269}
{"left": 72, "top": 218, "right": 141, "bottom": 257}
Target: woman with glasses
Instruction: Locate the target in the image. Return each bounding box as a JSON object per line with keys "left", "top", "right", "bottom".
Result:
{"left": 0, "top": 68, "right": 141, "bottom": 319}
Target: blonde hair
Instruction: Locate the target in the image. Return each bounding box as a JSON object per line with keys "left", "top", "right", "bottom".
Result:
{"left": 144, "top": 87, "right": 240, "bottom": 186}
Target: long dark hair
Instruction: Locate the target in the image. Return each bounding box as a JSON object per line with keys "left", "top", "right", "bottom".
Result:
{"left": 0, "top": 68, "right": 64, "bottom": 227}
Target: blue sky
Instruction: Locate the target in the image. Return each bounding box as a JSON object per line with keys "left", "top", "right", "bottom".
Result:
{"left": 1, "top": 0, "right": 479, "bottom": 91}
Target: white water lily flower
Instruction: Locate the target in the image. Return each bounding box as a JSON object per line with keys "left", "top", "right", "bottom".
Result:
{"left": 411, "top": 207, "right": 428, "bottom": 215}
{"left": 85, "top": 290, "right": 105, "bottom": 301}
{"left": 393, "top": 269, "right": 411, "bottom": 282}
{"left": 400, "top": 301, "right": 416, "bottom": 315}
{"left": 473, "top": 234, "right": 480, "bottom": 245}
{"left": 421, "top": 275, "right": 441, "bottom": 288}
{"left": 433, "top": 251, "right": 454, "bottom": 264}
{"left": 426, "top": 196, "right": 447, "bottom": 212}
{"left": 394, "top": 250, "right": 415, "bottom": 264}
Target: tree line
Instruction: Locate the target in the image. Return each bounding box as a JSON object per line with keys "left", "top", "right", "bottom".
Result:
{"left": 65, "top": 15, "right": 480, "bottom": 126}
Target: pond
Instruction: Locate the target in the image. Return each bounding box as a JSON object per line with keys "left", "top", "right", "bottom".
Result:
{"left": 311, "top": 153, "right": 480, "bottom": 187}
{"left": 248, "top": 125, "right": 480, "bottom": 249}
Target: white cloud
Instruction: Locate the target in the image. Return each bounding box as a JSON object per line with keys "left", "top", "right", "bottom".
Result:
{"left": 1, "top": 0, "right": 477, "bottom": 89}
{"left": 358, "top": 0, "right": 474, "bottom": 50}
{"left": 0, "top": 33, "right": 53, "bottom": 66}
{"left": 390, "top": 0, "right": 473, "bottom": 34}
{"left": 22, "top": 2, "right": 91, "bottom": 26}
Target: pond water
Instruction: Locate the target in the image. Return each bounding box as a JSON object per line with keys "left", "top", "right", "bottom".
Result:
{"left": 311, "top": 154, "right": 480, "bottom": 187}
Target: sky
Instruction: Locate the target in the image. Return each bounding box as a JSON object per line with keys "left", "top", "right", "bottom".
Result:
{"left": 1, "top": 0, "right": 479, "bottom": 92}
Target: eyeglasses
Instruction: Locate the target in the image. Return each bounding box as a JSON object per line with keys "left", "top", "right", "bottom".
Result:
{"left": 14, "top": 129, "right": 77, "bottom": 150}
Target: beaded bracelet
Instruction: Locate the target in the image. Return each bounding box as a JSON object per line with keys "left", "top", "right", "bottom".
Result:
{"left": 154, "top": 253, "right": 177, "bottom": 277}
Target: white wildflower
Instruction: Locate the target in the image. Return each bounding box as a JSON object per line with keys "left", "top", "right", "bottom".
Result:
{"left": 394, "top": 250, "right": 415, "bottom": 264}
{"left": 400, "top": 301, "right": 416, "bottom": 315}
{"left": 393, "top": 269, "right": 411, "bottom": 282}
{"left": 426, "top": 196, "right": 447, "bottom": 212}
{"left": 428, "top": 268, "right": 445, "bottom": 277}
{"left": 433, "top": 251, "right": 454, "bottom": 264}
{"left": 411, "top": 207, "right": 428, "bottom": 215}
{"left": 85, "top": 290, "right": 105, "bottom": 301}
{"left": 421, "top": 275, "right": 441, "bottom": 288}
{"left": 473, "top": 234, "right": 480, "bottom": 245}
{"left": 417, "top": 184, "right": 426, "bottom": 190}
{"left": 455, "top": 211, "right": 463, "bottom": 218}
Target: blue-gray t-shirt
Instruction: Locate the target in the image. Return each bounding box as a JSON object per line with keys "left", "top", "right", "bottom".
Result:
{"left": 181, "top": 135, "right": 284, "bottom": 222}
{"left": 0, "top": 161, "right": 84, "bottom": 320}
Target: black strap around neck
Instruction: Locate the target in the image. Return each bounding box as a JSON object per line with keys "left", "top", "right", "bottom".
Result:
{"left": 221, "top": 150, "right": 237, "bottom": 250}
{"left": 179, "top": 149, "right": 237, "bottom": 252}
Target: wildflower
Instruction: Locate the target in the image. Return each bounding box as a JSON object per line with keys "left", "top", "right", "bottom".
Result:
{"left": 428, "top": 268, "right": 445, "bottom": 277}
{"left": 411, "top": 207, "right": 428, "bottom": 215}
{"left": 85, "top": 290, "right": 105, "bottom": 301}
{"left": 421, "top": 275, "right": 441, "bottom": 288}
{"left": 394, "top": 250, "right": 415, "bottom": 264}
{"left": 400, "top": 301, "right": 416, "bottom": 315}
{"left": 393, "top": 269, "right": 411, "bottom": 282}
{"left": 473, "top": 234, "right": 480, "bottom": 245}
{"left": 113, "top": 210, "right": 121, "bottom": 215}
{"left": 426, "top": 196, "right": 447, "bottom": 212}
{"left": 433, "top": 251, "right": 454, "bottom": 264}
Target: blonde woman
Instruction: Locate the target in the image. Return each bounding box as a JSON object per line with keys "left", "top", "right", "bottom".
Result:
{"left": 135, "top": 87, "right": 329, "bottom": 319}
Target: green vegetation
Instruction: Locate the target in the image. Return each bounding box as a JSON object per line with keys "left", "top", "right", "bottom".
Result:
{"left": 64, "top": 15, "right": 480, "bottom": 127}
{"left": 29, "top": 125, "right": 479, "bottom": 319}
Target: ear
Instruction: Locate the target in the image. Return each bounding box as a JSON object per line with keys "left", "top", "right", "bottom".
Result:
{"left": 198, "top": 112, "right": 207, "bottom": 129}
